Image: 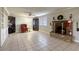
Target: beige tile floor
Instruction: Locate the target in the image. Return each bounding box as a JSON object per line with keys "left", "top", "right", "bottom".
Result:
{"left": 0, "top": 31, "right": 79, "bottom": 51}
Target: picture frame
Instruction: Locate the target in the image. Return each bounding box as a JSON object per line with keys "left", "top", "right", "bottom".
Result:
{"left": 53, "top": 17, "right": 55, "bottom": 20}
{"left": 76, "top": 22, "right": 79, "bottom": 31}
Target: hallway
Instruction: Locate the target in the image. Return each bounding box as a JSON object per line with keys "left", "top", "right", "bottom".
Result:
{"left": 0, "top": 31, "right": 79, "bottom": 51}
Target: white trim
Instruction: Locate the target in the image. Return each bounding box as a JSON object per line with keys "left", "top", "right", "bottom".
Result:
{"left": 73, "top": 39, "right": 79, "bottom": 43}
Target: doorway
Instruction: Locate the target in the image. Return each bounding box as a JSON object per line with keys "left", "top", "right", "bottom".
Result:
{"left": 33, "top": 17, "right": 39, "bottom": 31}
{"left": 8, "top": 16, "right": 16, "bottom": 34}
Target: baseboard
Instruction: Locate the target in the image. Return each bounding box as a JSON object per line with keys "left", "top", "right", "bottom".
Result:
{"left": 73, "top": 39, "right": 79, "bottom": 43}
{"left": 39, "top": 30, "right": 49, "bottom": 35}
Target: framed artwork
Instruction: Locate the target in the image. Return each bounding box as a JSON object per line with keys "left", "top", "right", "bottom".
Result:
{"left": 76, "top": 22, "right": 79, "bottom": 31}
{"left": 69, "top": 14, "right": 72, "bottom": 19}
{"left": 53, "top": 17, "right": 55, "bottom": 20}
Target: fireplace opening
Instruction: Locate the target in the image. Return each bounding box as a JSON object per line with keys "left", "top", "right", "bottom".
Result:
{"left": 55, "top": 26, "right": 66, "bottom": 35}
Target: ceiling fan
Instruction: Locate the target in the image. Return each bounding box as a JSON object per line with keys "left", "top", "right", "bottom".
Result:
{"left": 24, "top": 12, "right": 32, "bottom": 16}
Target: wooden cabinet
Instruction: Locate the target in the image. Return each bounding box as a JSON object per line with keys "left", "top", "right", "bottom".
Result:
{"left": 20, "top": 24, "right": 28, "bottom": 33}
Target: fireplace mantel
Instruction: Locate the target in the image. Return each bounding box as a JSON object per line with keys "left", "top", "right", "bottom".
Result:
{"left": 51, "top": 20, "right": 73, "bottom": 36}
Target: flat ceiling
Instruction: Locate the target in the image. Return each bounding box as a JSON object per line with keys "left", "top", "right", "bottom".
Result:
{"left": 7, "top": 7, "right": 68, "bottom": 17}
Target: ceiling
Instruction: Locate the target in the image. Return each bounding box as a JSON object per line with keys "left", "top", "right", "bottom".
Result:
{"left": 7, "top": 7, "right": 68, "bottom": 17}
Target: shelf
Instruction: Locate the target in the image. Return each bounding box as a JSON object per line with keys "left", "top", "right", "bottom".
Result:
{"left": 52, "top": 20, "right": 68, "bottom": 22}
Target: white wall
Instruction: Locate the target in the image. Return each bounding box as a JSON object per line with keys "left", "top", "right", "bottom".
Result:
{"left": 0, "top": 8, "right": 8, "bottom": 46}
{"left": 39, "top": 8, "right": 79, "bottom": 42}
{"left": 15, "top": 16, "right": 33, "bottom": 32}
{"left": 0, "top": 9, "right": 2, "bottom": 47}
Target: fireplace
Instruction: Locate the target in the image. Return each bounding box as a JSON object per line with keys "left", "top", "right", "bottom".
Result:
{"left": 50, "top": 19, "right": 73, "bottom": 42}
{"left": 55, "top": 21, "right": 66, "bottom": 35}
{"left": 51, "top": 20, "right": 72, "bottom": 36}
{"left": 55, "top": 26, "right": 66, "bottom": 35}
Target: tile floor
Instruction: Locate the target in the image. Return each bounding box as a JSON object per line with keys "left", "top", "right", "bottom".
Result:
{"left": 0, "top": 31, "right": 79, "bottom": 51}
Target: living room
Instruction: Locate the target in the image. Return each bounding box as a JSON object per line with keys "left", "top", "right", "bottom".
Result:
{"left": 0, "top": 7, "right": 79, "bottom": 51}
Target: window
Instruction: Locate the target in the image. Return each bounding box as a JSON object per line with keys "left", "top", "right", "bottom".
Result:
{"left": 39, "top": 16, "right": 48, "bottom": 26}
